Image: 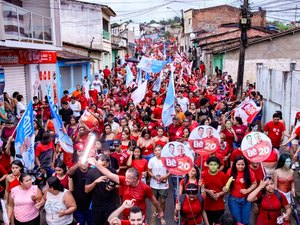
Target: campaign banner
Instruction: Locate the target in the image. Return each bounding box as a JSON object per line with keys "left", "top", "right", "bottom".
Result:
{"left": 234, "top": 99, "right": 261, "bottom": 125}
{"left": 241, "top": 132, "right": 272, "bottom": 162}
{"left": 137, "top": 56, "right": 166, "bottom": 73}
{"left": 79, "top": 110, "right": 99, "bottom": 130}
{"left": 0, "top": 67, "right": 5, "bottom": 96}
{"left": 188, "top": 125, "right": 220, "bottom": 156}
{"left": 161, "top": 141, "right": 194, "bottom": 176}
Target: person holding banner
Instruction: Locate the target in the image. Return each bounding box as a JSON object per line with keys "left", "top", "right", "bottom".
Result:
{"left": 226, "top": 156, "right": 257, "bottom": 225}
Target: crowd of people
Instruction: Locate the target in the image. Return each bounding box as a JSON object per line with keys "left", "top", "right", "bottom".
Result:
{"left": 0, "top": 36, "right": 300, "bottom": 225}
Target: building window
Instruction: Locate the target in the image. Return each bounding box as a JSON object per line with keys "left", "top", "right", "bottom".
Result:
{"left": 188, "top": 18, "right": 191, "bottom": 25}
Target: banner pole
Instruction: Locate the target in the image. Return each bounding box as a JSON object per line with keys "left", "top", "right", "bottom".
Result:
{"left": 260, "top": 162, "right": 266, "bottom": 178}
{"left": 177, "top": 175, "right": 181, "bottom": 225}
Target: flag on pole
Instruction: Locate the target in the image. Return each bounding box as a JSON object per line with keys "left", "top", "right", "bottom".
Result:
{"left": 79, "top": 110, "right": 99, "bottom": 130}
{"left": 145, "top": 72, "right": 150, "bottom": 81}
{"left": 126, "top": 65, "right": 135, "bottom": 87}
{"left": 14, "top": 101, "right": 35, "bottom": 169}
{"left": 152, "top": 70, "right": 163, "bottom": 92}
{"left": 163, "top": 44, "right": 166, "bottom": 60}
{"left": 131, "top": 80, "right": 148, "bottom": 106}
{"left": 137, "top": 68, "right": 142, "bottom": 87}
{"left": 233, "top": 99, "right": 262, "bottom": 125}
{"left": 47, "top": 86, "right": 74, "bottom": 153}
{"left": 162, "top": 70, "right": 176, "bottom": 127}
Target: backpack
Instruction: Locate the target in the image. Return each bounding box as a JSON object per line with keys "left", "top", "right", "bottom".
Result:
{"left": 257, "top": 190, "right": 282, "bottom": 206}
{"left": 179, "top": 193, "right": 204, "bottom": 211}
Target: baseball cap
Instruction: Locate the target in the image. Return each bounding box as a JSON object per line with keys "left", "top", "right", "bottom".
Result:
{"left": 297, "top": 112, "right": 300, "bottom": 119}
{"left": 113, "top": 140, "right": 121, "bottom": 146}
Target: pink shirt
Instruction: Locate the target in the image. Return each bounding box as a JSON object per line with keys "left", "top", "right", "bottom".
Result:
{"left": 11, "top": 185, "right": 39, "bottom": 222}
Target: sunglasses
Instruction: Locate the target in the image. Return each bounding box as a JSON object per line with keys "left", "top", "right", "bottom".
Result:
{"left": 185, "top": 189, "right": 198, "bottom": 195}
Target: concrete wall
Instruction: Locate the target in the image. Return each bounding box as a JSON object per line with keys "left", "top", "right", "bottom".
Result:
{"left": 60, "top": 0, "right": 103, "bottom": 49}
{"left": 191, "top": 6, "right": 266, "bottom": 33}
{"left": 223, "top": 31, "right": 300, "bottom": 84}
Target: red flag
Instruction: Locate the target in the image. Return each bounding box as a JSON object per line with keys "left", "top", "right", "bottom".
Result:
{"left": 79, "top": 110, "right": 99, "bottom": 130}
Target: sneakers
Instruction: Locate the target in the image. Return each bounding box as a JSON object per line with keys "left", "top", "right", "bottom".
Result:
{"left": 295, "top": 161, "right": 300, "bottom": 167}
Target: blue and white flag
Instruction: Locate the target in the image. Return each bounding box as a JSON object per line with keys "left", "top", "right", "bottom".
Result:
{"left": 137, "top": 56, "right": 166, "bottom": 73}
{"left": 163, "top": 44, "right": 166, "bottom": 60}
{"left": 137, "top": 68, "right": 142, "bottom": 87}
{"left": 131, "top": 80, "right": 148, "bottom": 106}
{"left": 47, "top": 86, "right": 73, "bottom": 153}
{"left": 162, "top": 70, "right": 176, "bottom": 127}
{"left": 126, "top": 65, "right": 135, "bottom": 87}
{"left": 145, "top": 72, "right": 150, "bottom": 81}
{"left": 15, "top": 101, "right": 35, "bottom": 169}
{"left": 152, "top": 70, "right": 163, "bottom": 92}
{"left": 167, "top": 56, "right": 172, "bottom": 63}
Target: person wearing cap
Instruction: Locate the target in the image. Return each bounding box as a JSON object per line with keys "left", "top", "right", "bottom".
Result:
{"left": 101, "top": 142, "right": 119, "bottom": 171}
{"left": 88, "top": 159, "right": 164, "bottom": 221}
{"left": 69, "top": 96, "right": 81, "bottom": 122}
{"left": 85, "top": 154, "right": 118, "bottom": 225}
{"left": 174, "top": 183, "right": 209, "bottom": 225}
{"left": 67, "top": 156, "right": 93, "bottom": 225}
{"left": 92, "top": 74, "right": 102, "bottom": 93}
{"left": 111, "top": 140, "right": 129, "bottom": 176}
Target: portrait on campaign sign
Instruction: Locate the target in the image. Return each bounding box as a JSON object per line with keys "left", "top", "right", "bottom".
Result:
{"left": 241, "top": 132, "right": 272, "bottom": 162}
{"left": 188, "top": 125, "right": 220, "bottom": 156}
{"left": 161, "top": 141, "right": 194, "bottom": 176}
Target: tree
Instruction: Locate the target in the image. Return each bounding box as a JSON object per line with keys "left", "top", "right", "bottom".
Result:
{"left": 149, "top": 20, "right": 156, "bottom": 24}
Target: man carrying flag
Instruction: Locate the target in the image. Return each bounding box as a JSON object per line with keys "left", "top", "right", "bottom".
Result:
{"left": 14, "top": 101, "right": 35, "bottom": 169}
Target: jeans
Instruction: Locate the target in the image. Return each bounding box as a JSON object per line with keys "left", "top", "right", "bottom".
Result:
{"left": 73, "top": 209, "right": 93, "bottom": 225}
{"left": 171, "top": 176, "right": 184, "bottom": 204}
{"left": 228, "top": 195, "right": 251, "bottom": 225}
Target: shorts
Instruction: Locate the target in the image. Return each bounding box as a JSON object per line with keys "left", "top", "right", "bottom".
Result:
{"left": 205, "top": 210, "right": 225, "bottom": 224}
{"left": 152, "top": 188, "right": 168, "bottom": 199}
{"left": 291, "top": 139, "right": 299, "bottom": 145}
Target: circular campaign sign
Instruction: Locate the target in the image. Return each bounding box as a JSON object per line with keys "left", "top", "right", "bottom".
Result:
{"left": 161, "top": 141, "right": 194, "bottom": 176}
{"left": 188, "top": 125, "right": 220, "bottom": 156}
{"left": 241, "top": 132, "right": 272, "bottom": 162}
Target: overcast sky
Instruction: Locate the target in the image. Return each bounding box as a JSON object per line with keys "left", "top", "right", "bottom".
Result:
{"left": 80, "top": 0, "right": 299, "bottom": 23}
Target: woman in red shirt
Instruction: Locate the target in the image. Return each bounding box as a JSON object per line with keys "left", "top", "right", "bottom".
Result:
{"left": 137, "top": 129, "right": 155, "bottom": 162}
{"left": 152, "top": 127, "right": 168, "bottom": 148}
{"left": 174, "top": 183, "right": 209, "bottom": 225}
{"left": 126, "top": 147, "right": 148, "bottom": 183}
{"left": 5, "top": 159, "right": 23, "bottom": 201}
{"left": 53, "top": 160, "right": 72, "bottom": 190}
{"left": 179, "top": 165, "right": 200, "bottom": 195}
{"left": 222, "top": 120, "right": 238, "bottom": 152}
{"left": 226, "top": 156, "right": 257, "bottom": 225}
{"left": 247, "top": 176, "right": 291, "bottom": 225}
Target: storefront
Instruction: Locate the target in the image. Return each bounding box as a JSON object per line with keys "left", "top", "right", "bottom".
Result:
{"left": 0, "top": 49, "right": 57, "bottom": 104}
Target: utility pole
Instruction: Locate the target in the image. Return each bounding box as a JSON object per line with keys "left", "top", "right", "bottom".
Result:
{"left": 295, "top": 5, "right": 298, "bottom": 26}
{"left": 237, "top": 0, "right": 251, "bottom": 98}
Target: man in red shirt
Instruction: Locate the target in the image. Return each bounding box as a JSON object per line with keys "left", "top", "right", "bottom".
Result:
{"left": 103, "top": 65, "right": 111, "bottom": 80}
{"left": 60, "top": 90, "right": 71, "bottom": 105}
{"left": 91, "top": 161, "right": 164, "bottom": 220}
{"left": 168, "top": 117, "right": 180, "bottom": 142}
{"left": 108, "top": 200, "right": 148, "bottom": 225}
{"left": 202, "top": 156, "right": 227, "bottom": 225}
{"left": 264, "top": 112, "right": 287, "bottom": 149}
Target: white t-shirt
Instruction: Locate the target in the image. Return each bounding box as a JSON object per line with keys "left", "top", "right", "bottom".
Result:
{"left": 177, "top": 97, "right": 189, "bottom": 113}
{"left": 69, "top": 101, "right": 81, "bottom": 117}
{"left": 83, "top": 80, "right": 91, "bottom": 98}
{"left": 92, "top": 79, "right": 102, "bottom": 92}
{"left": 16, "top": 101, "right": 25, "bottom": 119}
{"left": 148, "top": 157, "right": 169, "bottom": 190}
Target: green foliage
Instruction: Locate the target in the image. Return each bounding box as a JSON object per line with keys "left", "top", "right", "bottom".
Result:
{"left": 268, "top": 20, "right": 292, "bottom": 31}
